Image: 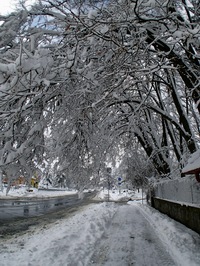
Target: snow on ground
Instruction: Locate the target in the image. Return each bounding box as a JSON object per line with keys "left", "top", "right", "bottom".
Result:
{"left": 0, "top": 186, "right": 78, "bottom": 198}
{"left": 0, "top": 185, "right": 141, "bottom": 201}
{"left": 0, "top": 189, "right": 200, "bottom": 266}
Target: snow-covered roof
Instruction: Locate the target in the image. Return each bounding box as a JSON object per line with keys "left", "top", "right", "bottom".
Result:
{"left": 182, "top": 150, "right": 200, "bottom": 174}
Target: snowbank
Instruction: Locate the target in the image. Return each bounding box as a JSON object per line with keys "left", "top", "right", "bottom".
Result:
{"left": 0, "top": 186, "right": 78, "bottom": 199}
{"left": 136, "top": 203, "right": 200, "bottom": 266}
{"left": 0, "top": 186, "right": 144, "bottom": 202}
{"left": 94, "top": 189, "right": 137, "bottom": 201}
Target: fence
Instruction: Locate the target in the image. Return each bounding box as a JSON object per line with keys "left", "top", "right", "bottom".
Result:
{"left": 154, "top": 176, "right": 200, "bottom": 205}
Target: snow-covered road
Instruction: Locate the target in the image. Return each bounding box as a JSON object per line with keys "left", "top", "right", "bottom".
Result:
{"left": 0, "top": 199, "right": 200, "bottom": 266}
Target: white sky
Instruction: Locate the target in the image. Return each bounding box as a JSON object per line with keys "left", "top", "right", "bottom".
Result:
{"left": 0, "top": 0, "right": 36, "bottom": 15}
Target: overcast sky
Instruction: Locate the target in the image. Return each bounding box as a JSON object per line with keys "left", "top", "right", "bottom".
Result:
{"left": 0, "top": 0, "right": 36, "bottom": 15}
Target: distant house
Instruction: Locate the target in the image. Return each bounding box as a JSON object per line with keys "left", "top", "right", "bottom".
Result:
{"left": 3, "top": 175, "right": 26, "bottom": 186}
{"left": 182, "top": 150, "right": 200, "bottom": 182}
{"left": 3, "top": 175, "right": 40, "bottom": 188}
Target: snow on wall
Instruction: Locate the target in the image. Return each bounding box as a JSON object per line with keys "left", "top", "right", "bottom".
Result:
{"left": 154, "top": 176, "right": 200, "bottom": 204}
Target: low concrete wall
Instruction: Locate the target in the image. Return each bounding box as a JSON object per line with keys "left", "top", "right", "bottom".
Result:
{"left": 152, "top": 197, "right": 200, "bottom": 234}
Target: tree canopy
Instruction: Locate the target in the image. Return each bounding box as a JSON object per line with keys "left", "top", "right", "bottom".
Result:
{"left": 0, "top": 0, "right": 200, "bottom": 187}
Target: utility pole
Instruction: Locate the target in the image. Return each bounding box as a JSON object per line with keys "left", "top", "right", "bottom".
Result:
{"left": 0, "top": 169, "right": 3, "bottom": 192}
{"left": 106, "top": 167, "right": 112, "bottom": 202}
